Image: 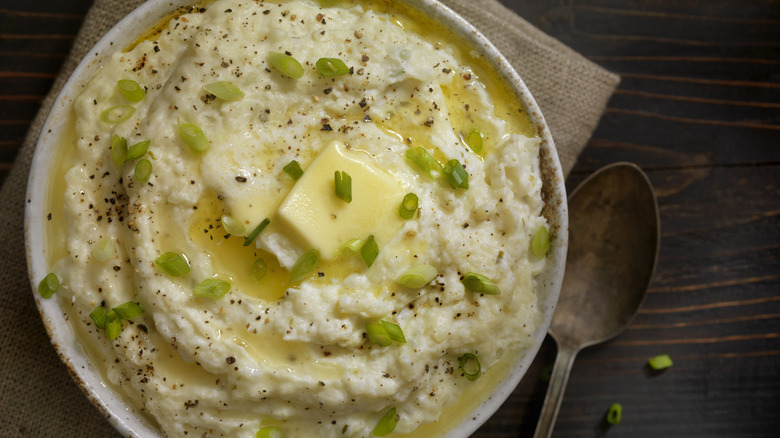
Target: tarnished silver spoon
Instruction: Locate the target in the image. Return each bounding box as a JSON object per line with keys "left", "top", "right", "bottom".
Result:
{"left": 533, "top": 162, "right": 660, "bottom": 438}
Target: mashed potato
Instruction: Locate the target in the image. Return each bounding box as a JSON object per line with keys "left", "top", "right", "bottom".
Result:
{"left": 48, "top": 0, "right": 547, "bottom": 436}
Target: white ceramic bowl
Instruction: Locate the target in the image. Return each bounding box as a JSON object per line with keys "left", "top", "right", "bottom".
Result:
{"left": 25, "top": 1, "right": 567, "bottom": 436}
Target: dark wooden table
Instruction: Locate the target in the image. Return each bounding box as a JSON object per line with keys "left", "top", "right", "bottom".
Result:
{"left": 2, "top": 0, "right": 778, "bottom": 437}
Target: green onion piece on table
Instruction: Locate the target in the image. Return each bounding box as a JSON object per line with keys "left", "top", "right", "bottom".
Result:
{"left": 100, "top": 105, "right": 136, "bottom": 124}
{"left": 360, "top": 234, "right": 378, "bottom": 267}
{"left": 126, "top": 140, "right": 150, "bottom": 161}
{"left": 134, "top": 159, "right": 152, "bottom": 183}
{"left": 606, "top": 403, "right": 622, "bottom": 425}
{"left": 372, "top": 407, "right": 398, "bottom": 437}
{"left": 381, "top": 320, "right": 406, "bottom": 343}
{"left": 397, "top": 264, "right": 437, "bottom": 289}
{"left": 464, "top": 128, "right": 483, "bottom": 153}
{"left": 461, "top": 272, "right": 500, "bottom": 295}
{"left": 268, "top": 52, "right": 304, "bottom": 79}
{"left": 366, "top": 322, "right": 392, "bottom": 347}
{"left": 117, "top": 79, "right": 145, "bottom": 102}
{"left": 193, "top": 278, "right": 231, "bottom": 299}
{"left": 244, "top": 218, "right": 271, "bottom": 247}
{"left": 283, "top": 160, "right": 304, "bottom": 180}
{"left": 648, "top": 354, "right": 673, "bottom": 370}
{"left": 221, "top": 214, "right": 247, "bottom": 237}
{"left": 256, "top": 426, "right": 284, "bottom": 438}
{"left": 113, "top": 301, "right": 144, "bottom": 319}
{"left": 38, "top": 272, "right": 60, "bottom": 299}
{"left": 315, "top": 57, "right": 350, "bottom": 77}
{"left": 154, "top": 252, "right": 191, "bottom": 277}
{"left": 89, "top": 306, "right": 108, "bottom": 329}
{"left": 459, "top": 353, "right": 481, "bottom": 381}
{"left": 110, "top": 135, "right": 128, "bottom": 167}
{"left": 252, "top": 257, "right": 268, "bottom": 282}
{"left": 178, "top": 118, "right": 210, "bottom": 153}
{"left": 405, "top": 147, "right": 442, "bottom": 179}
{"left": 334, "top": 170, "right": 352, "bottom": 203}
{"left": 92, "top": 238, "right": 115, "bottom": 262}
{"left": 399, "top": 193, "right": 418, "bottom": 219}
{"left": 203, "top": 81, "right": 244, "bottom": 101}
{"left": 531, "top": 225, "right": 550, "bottom": 258}
{"left": 443, "top": 158, "right": 469, "bottom": 190}
{"left": 290, "top": 249, "right": 320, "bottom": 283}
{"left": 106, "top": 312, "right": 122, "bottom": 340}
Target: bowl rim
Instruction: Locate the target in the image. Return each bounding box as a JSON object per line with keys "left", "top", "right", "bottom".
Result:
{"left": 24, "top": 1, "right": 568, "bottom": 436}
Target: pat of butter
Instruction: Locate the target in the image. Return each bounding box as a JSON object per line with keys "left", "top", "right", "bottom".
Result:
{"left": 277, "top": 141, "right": 404, "bottom": 259}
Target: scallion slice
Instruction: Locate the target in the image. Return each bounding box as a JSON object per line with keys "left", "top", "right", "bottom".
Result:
{"left": 113, "top": 301, "right": 144, "bottom": 320}
{"left": 126, "top": 140, "right": 150, "bottom": 161}
{"left": 118, "top": 79, "right": 145, "bottom": 102}
{"left": 244, "top": 218, "right": 271, "bottom": 247}
{"left": 178, "top": 118, "right": 210, "bottom": 153}
{"left": 89, "top": 306, "right": 108, "bottom": 329}
{"left": 366, "top": 322, "right": 392, "bottom": 347}
{"left": 100, "top": 105, "right": 135, "bottom": 124}
{"left": 256, "top": 426, "right": 284, "bottom": 438}
{"left": 221, "top": 214, "right": 247, "bottom": 237}
{"left": 106, "top": 312, "right": 122, "bottom": 340}
{"left": 315, "top": 57, "right": 349, "bottom": 77}
{"left": 92, "top": 238, "right": 115, "bottom": 262}
{"left": 397, "top": 264, "right": 437, "bottom": 289}
{"left": 465, "top": 127, "right": 483, "bottom": 153}
{"left": 289, "top": 249, "right": 320, "bottom": 283}
{"left": 268, "top": 52, "right": 304, "bottom": 79}
{"left": 399, "top": 193, "right": 418, "bottom": 219}
{"left": 461, "top": 272, "right": 500, "bottom": 295}
{"left": 360, "top": 235, "right": 378, "bottom": 267}
{"left": 252, "top": 257, "right": 268, "bottom": 282}
{"left": 443, "top": 158, "right": 469, "bottom": 190}
{"left": 372, "top": 407, "right": 398, "bottom": 437}
{"left": 38, "top": 272, "right": 60, "bottom": 298}
{"left": 339, "top": 238, "right": 363, "bottom": 254}
{"left": 405, "top": 147, "right": 442, "bottom": 179}
{"left": 648, "top": 354, "right": 673, "bottom": 370}
{"left": 459, "top": 353, "right": 481, "bottom": 381}
{"left": 283, "top": 160, "right": 304, "bottom": 180}
{"left": 154, "top": 252, "right": 191, "bottom": 277}
{"left": 134, "top": 159, "right": 152, "bottom": 183}
{"left": 193, "top": 278, "right": 231, "bottom": 299}
{"left": 110, "top": 135, "right": 128, "bottom": 167}
{"left": 203, "top": 81, "right": 244, "bottom": 101}
{"left": 381, "top": 320, "right": 406, "bottom": 343}
{"left": 531, "top": 225, "right": 550, "bottom": 258}
{"left": 606, "top": 403, "right": 622, "bottom": 425}
{"left": 334, "top": 170, "right": 352, "bottom": 203}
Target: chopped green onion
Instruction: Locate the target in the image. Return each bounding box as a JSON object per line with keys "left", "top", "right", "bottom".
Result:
{"left": 193, "top": 278, "right": 231, "bottom": 299}
{"left": 459, "top": 353, "right": 481, "bottom": 381}
{"left": 244, "top": 218, "right": 271, "bottom": 247}
{"left": 203, "top": 81, "right": 244, "bottom": 101}
{"left": 252, "top": 257, "right": 268, "bottom": 282}
{"left": 372, "top": 407, "right": 398, "bottom": 437}
{"left": 100, "top": 105, "right": 135, "bottom": 123}
{"left": 126, "top": 140, "right": 150, "bottom": 161}
{"left": 339, "top": 238, "right": 363, "bottom": 254}
{"left": 290, "top": 249, "right": 320, "bottom": 283}
{"left": 110, "top": 135, "right": 128, "bottom": 167}
{"left": 461, "top": 272, "right": 500, "bottom": 295}
{"left": 113, "top": 301, "right": 144, "bottom": 320}
{"left": 256, "top": 426, "right": 283, "bottom": 438}
{"left": 268, "top": 52, "right": 304, "bottom": 79}
{"left": 334, "top": 170, "right": 352, "bottom": 203}
{"left": 606, "top": 403, "right": 622, "bottom": 425}
{"left": 117, "top": 79, "right": 145, "bottom": 102}
{"left": 443, "top": 158, "right": 469, "bottom": 190}
{"left": 106, "top": 312, "right": 122, "bottom": 340}
{"left": 360, "top": 235, "right": 378, "bottom": 267}
{"left": 89, "top": 306, "right": 108, "bottom": 329}
{"left": 38, "top": 272, "right": 60, "bottom": 298}
{"left": 539, "top": 364, "right": 554, "bottom": 383}
{"left": 397, "top": 264, "right": 437, "bottom": 289}
{"left": 405, "top": 147, "right": 442, "bottom": 179}
{"left": 399, "top": 193, "right": 418, "bottom": 219}
{"left": 283, "top": 160, "right": 304, "bottom": 180}
{"left": 648, "top": 354, "right": 673, "bottom": 370}
{"left": 221, "top": 214, "right": 247, "bottom": 237}
{"left": 531, "top": 225, "right": 550, "bottom": 258}
{"left": 154, "top": 252, "right": 191, "bottom": 277}
{"left": 92, "top": 238, "right": 115, "bottom": 261}
{"left": 134, "top": 159, "right": 152, "bottom": 183}
{"left": 315, "top": 57, "right": 350, "bottom": 77}
{"left": 381, "top": 320, "right": 406, "bottom": 343}
{"left": 178, "top": 118, "right": 210, "bottom": 153}
{"left": 464, "top": 128, "right": 483, "bottom": 153}
{"left": 366, "top": 322, "right": 392, "bottom": 347}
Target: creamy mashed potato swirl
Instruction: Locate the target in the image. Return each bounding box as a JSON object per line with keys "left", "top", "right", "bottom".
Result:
{"left": 50, "top": 0, "right": 548, "bottom": 436}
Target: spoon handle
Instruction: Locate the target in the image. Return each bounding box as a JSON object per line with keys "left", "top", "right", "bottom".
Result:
{"left": 532, "top": 343, "right": 580, "bottom": 438}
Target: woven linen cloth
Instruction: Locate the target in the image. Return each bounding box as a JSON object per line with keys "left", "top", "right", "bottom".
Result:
{"left": 0, "top": 0, "right": 619, "bottom": 436}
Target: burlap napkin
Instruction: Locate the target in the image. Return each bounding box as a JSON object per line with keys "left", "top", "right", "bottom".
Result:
{"left": 0, "top": 0, "right": 619, "bottom": 436}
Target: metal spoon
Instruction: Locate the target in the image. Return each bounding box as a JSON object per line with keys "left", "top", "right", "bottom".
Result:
{"left": 533, "top": 162, "right": 660, "bottom": 438}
